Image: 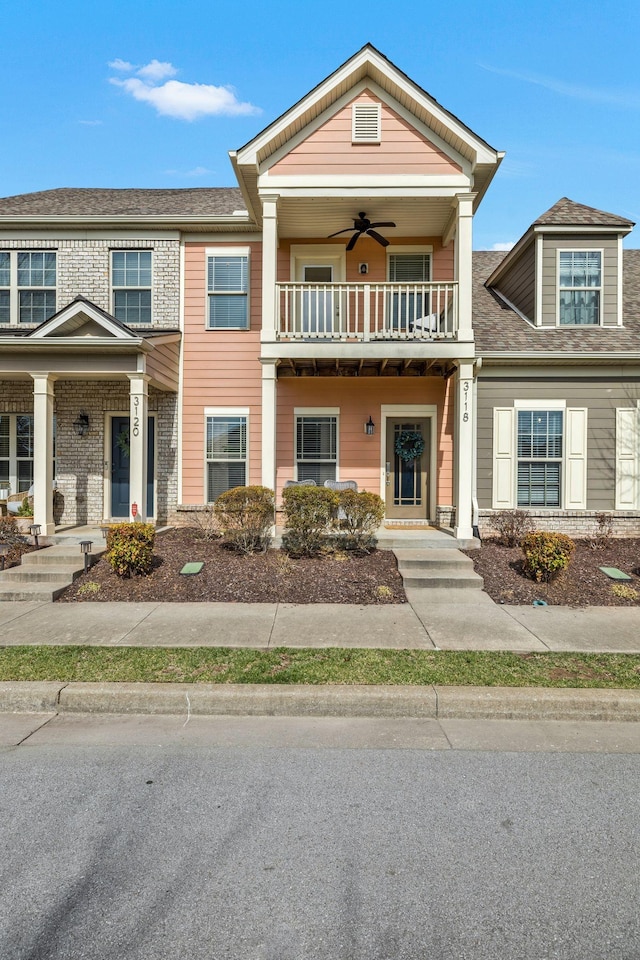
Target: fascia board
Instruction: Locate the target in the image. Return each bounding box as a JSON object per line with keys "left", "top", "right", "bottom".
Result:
{"left": 229, "top": 151, "right": 260, "bottom": 224}
{"left": 479, "top": 351, "right": 640, "bottom": 363}
{"left": 29, "top": 309, "right": 133, "bottom": 341}
{"left": 0, "top": 337, "right": 149, "bottom": 351}
{"left": 533, "top": 224, "right": 632, "bottom": 235}
{"left": 257, "top": 182, "right": 470, "bottom": 199}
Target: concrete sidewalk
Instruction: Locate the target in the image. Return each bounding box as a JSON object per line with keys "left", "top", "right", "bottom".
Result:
{"left": 0, "top": 593, "right": 639, "bottom": 652}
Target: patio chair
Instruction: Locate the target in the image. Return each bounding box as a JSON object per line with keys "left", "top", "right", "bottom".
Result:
{"left": 6, "top": 482, "right": 57, "bottom": 516}
{"left": 324, "top": 479, "right": 358, "bottom": 520}
{"left": 409, "top": 313, "right": 440, "bottom": 336}
{"left": 284, "top": 479, "right": 317, "bottom": 487}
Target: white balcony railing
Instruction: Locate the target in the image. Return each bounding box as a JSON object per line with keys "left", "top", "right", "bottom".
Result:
{"left": 275, "top": 282, "right": 458, "bottom": 341}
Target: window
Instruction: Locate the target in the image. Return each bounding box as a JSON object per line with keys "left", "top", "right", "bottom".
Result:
{"left": 0, "top": 251, "right": 57, "bottom": 325}
{"left": 296, "top": 415, "right": 337, "bottom": 484}
{"left": 517, "top": 410, "right": 563, "bottom": 507}
{"left": 112, "top": 251, "right": 152, "bottom": 325}
{"left": 206, "top": 414, "right": 247, "bottom": 501}
{"left": 558, "top": 250, "right": 601, "bottom": 325}
{"left": 388, "top": 252, "right": 432, "bottom": 330}
{"left": 207, "top": 252, "right": 249, "bottom": 329}
{"left": 0, "top": 414, "right": 35, "bottom": 493}
{"left": 352, "top": 102, "right": 381, "bottom": 143}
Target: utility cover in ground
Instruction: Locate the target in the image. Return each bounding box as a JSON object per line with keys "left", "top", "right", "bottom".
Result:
{"left": 599, "top": 566, "right": 632, "bottom": 581}
{"left": 180, "top": 562, "right": 204, "bottom": 576}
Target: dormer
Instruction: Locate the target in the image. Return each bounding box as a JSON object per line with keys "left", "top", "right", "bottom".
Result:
{"left": 485, "top": 198, "right": 635, "bottom": 328}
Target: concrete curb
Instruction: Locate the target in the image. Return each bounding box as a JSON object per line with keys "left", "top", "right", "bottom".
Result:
{"left": 0, "top": 682, "right": 639, "bottom": 722}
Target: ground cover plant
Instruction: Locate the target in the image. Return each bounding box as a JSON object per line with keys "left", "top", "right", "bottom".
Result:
{"left": 58, "top": 527, "right": 405, "bottom": 604}
{"left": 0, "top": 646, "right": 638, "bottom": 688}
{"left": 467, "top": 536, "right": 640, "bottom": 606}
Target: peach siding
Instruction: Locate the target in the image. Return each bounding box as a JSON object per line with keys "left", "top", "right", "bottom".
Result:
{"left": 275, "top": 378, "right": 453, "bottom": 506}
{"left": 269, "top": 91, "right": 462, "bottom": 177}
{"left": 278, "top": 237, "right": 455, "bottom": 282}
{"left": 182, "top": 242, "right": 264, "bottom": 503}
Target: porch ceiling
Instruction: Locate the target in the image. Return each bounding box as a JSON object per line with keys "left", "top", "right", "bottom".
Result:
{"left": 276, "top": 196, "right": 455, "bottom": 240}
{"left": 277, "top": 357, "right": 454, "bottom": 378}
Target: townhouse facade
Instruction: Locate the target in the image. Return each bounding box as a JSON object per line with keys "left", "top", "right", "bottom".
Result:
{"left": 1, "top": 45, "right": 639, "bottom": 539}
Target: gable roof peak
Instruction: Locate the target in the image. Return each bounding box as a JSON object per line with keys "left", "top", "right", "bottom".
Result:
{"left": 534, "top": 197, "right": 634, "bottom": 228}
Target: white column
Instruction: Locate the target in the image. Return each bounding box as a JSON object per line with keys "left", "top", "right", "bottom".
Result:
{"left": 454, "top": 193, "right": 475, "bottom": 341}
{"left": 261, "top": 195, "right": 279, "bottom": 342}
{"left": 32, "top": 374, "right": 56, "bottom": 535}
{"left": 454, "top": 360, "right": 475, "bottom": 541}
{"left": 127, "top": 375, "right": 150, "bottom": 521}
{"left": 261, "top": 359, "right": 277, "bottom": 491}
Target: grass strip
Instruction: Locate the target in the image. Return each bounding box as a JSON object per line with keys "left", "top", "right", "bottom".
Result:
{"left": 0, "top": 647, "right": 639, "bottom": 688}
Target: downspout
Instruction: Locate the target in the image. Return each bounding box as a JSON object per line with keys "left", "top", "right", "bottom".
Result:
{"left": 472, "top": 357, "right": 482, "bottom": 541}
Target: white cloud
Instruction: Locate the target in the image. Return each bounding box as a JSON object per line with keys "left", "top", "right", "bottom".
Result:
{"left": 108, "top": 58, "right": 135, "bottom": 72}
{"left": 479, "top": 63, "right": 640, "bottom": 109}
{"left": 137, "top": 59, "right": 177, "bottom": 82}
{"left": 491, "top": 242, "right": 515, "bottom": 252}
{"left": 110, "top": 75, "right": 260, "bottom": 121}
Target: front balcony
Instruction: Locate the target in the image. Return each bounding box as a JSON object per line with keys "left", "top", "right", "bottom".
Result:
{"left": 275, "top": 281, "right": 459, "bottom": 342}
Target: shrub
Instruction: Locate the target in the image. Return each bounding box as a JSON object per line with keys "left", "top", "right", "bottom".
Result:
{"left": 192, "top": 505, "right": 221, "bottom": 541}
{"left": 521, "top": 531, "right": 575, "bottom": 583}
{"left": 106, "top": 523, "right": 155, "bottom": 578}
{"left": 16, "top": 497, "right": 34, "bottom": 518}
{"left": 493, "top": 509, "right": 533, "bottom": 547}
{"left": 0, "top": 515, "right": 28, "bottom": 546}
{"left": 334, "top": 490, "right": 384, "bottom": 553}
{"left": 612, "top": 583, "right": 638, "bottom": 601}
{"left": 281, "top": 485, "right": 337, "bottom": 557}
{"left": 213, "top": 486, "right": 275, "bottom": 554}
{"left": 587, "top": 511, "right": 614, "bottom": 550}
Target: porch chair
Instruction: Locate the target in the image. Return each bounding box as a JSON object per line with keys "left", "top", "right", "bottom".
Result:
{"left": 283, "top": 479, "right": 317, "bottom": 487}
{"left": 324, "top": 479, "right": 358, "bottom": 520}
{"left": 409, "top": 313, "right": 440, "bottom": 336}
{"left": 6, "top": 482, "right": 57, "bottom": 516}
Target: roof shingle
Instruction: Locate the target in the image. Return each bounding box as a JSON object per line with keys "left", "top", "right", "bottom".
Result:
{"left": 533, "top": 197, "right": 634, "bottom": 228}
{"left": 0, "top": 187, "right": 246, "bottom": 217}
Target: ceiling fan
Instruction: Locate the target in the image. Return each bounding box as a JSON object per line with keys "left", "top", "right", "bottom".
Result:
{"left": 328, "top": 212, "right": 396, "bottom": 251}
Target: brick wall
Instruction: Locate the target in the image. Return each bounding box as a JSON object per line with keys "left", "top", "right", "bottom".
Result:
{"left": 1, "top": 238, "right": 180, "bottom": 328}
{"left": 479, "top": 509, "right": 640, "bottom": 539}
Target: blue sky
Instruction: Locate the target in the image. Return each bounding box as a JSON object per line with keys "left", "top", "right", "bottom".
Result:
{"left": 1, "top": 0, "right": 639, "bottom": 249}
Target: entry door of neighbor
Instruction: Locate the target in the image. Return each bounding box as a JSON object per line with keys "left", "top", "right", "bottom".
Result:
{"left": 295, "top": 257, "right": 343, "bottom": 335}
{"left": 110, "top": 416, "right": 155, "bottom": 518}
{"left": 385, "top": 418, "right": 430, "bottom": 520}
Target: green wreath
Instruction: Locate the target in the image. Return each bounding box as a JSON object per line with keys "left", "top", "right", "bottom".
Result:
{"left": 395, "top": 430, "right": 425, "bottom": 462}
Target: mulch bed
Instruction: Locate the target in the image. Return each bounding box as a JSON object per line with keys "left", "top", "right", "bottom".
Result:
{"left": 466, "top": 538, "right": 640, "bottom": 606}
{"left": 57, "top": 527, "right": 407, "bottom": 604}
{"left": 0, "top": 541, "right": 39, "bottom": 569}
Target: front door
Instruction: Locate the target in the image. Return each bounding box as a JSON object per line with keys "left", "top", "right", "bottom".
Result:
{"left": 294, "top": 255, "right": 344, "bottom": 335}
{"left": 110, "top": 416, "right": 155, "bottom": 518}
{"left": 385, "top": 418, "right": 430, "bottom": 519}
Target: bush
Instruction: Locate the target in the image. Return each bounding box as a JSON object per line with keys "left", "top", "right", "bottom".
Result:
{"left": 106, "top": 523, "right": 155, "bottom": 578}
{"left": 281, "top": 485, "right": 338, "bottom": 557}
{"left": 16, "top": 497, "right": 34, "bottom": 518}
{"left": 0, "top": 515, "right": 28, "bottom": 546}
{"left": 493, "top": 509, "right": 533, "bottom": 547}
{"left": 334, "top": 490, "right": 384, "bottom": 553}
{"left": 521, "top": 531, "right": 575, "bottom": 583}
{"left": 213, "top": 486, "right": 275, "bottom": 554}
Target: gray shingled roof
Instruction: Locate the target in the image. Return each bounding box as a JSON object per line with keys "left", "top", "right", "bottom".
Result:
{"left": 534, "top": 197, "right": 634, "bottom": 228}
{"left": 474, "top": 249, "right": 640, "bottom": 355}
{"left": 0, "top": 187, "right": 246, "bottom": 217}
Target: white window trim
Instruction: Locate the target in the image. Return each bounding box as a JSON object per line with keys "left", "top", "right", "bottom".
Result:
{"left": 294, "top": 407, "right": 339, "bottom": 482}
{"left": 0, "top": 250, "right": 57, "bottom": 326}
{"left": 203, "top": 407, "right": 250, "bottom": 503}
{"left": 352, "top": 102, "right": 381, "bottom": 143}
{"left": 386, "top": 246, "right": 433, "bottom": 280}
{"left": 290, "top": 245, "right": 345, "bottom": 283}
{"left": 556, "top": 248, "right": 604, "bottom": 327}
{"left": 205, "top": 246, "right": 251, "bottom": 331}
{"left": 110, "top": 250, "right": 153, "bottom": 325}
{"left": 0, "top": 413, "right": 36, "bottom": 494}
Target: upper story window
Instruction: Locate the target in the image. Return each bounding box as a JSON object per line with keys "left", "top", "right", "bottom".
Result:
{"left": 352, "top": 102, "right": 381, "bottom": 143}
{"left": 207, "top": 250, "right": 249, "bottom": 329}
{"left": 112, "top": 251, "right": 152, "bottom": 325}
{"left": 558, "top": 250, "right": 601, "bottom": 326}
{"left": 0, "top": 251, "right": 57, "bottom": 325}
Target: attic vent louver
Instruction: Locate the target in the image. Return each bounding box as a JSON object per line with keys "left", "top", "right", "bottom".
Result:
{"left": 352, "top": 103, "right": 381, "bottom": 143}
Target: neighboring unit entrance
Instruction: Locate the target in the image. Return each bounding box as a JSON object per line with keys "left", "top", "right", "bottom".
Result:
{"left": 385, "top": 418, "right": 430, "bottom": 519}
{"left": 110, "top": 415, "right": 155, "bottom": 518}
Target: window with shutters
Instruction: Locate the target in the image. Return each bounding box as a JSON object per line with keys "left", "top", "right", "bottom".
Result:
{"left": 206, "top": 249, "right": 249, "bottom": 329}
{"left": 295, "top": 413, "right": 338, "bottom": 484}
{"left": 352, "top": 102, "right": 381, "bottom": 143}
{"left": 517, "top": 410, "right": 563, "bottom": 507}
{"left": 0, "top": 251, "right": 57, "bottom": 325}
{"left": 558, "top": 250, "right": 601, "bottom": 325}
{"left": 112, "top": 251, "right": 152, "bottom": 325}
{"left": 205, "top": 413, "right": 247, "bottom": 502}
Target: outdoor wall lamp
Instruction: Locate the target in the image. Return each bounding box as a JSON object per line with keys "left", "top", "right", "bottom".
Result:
{"left": 73, "top": 411, "right": 90, "bottom": 437}
{"left": 0, "top": 543, "right": 9, "bottom": 571}
{"left": 80, "top": 540, "right": 93, "bottom": 574}
{"left": 29, "top": 524, "right": 41, "bottom": 548}
{"left": 364, "top": 416, "right": 375, "bottom": 436}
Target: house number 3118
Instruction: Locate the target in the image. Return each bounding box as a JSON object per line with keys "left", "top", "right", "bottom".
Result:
{"left": 463, "top": 380, "right": 470, "bottom": 423}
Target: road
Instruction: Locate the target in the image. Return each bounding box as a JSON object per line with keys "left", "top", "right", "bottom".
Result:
{"left": 1, "top": 715, "right": 639, "bottom": 960}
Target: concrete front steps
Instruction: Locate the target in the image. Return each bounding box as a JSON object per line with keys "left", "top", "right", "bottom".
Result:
{"left": 393, "top": 548, "right": 484, "bottom": 592}
{"left": 0, "top": 541, "right": 105, "bottom": 602}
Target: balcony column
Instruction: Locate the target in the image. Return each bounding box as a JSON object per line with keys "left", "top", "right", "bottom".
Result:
{"left": 453, "top": 360, "right": 475, "bottom": 541}
{"left": 31, "top": 374, "right": 56, "bottom": 535}
{"left": 261, "top": 195, "right": 279, "bottom": 342}
{"left": 127, "top": 374, "right": 150, "bottom": 522}
{"left": 454, "top": 193, "right": 475, "bottom": 341}
{"left": 261, "top": 359, "right": 278, "bottom": 491}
